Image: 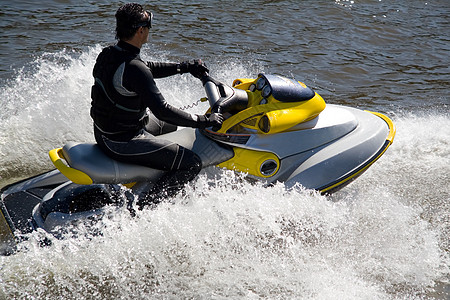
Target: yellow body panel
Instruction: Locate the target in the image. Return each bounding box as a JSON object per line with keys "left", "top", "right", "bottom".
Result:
{"left": 220, "top": 77, "right": 326, "bottom": 134}
{"left": 123, "top": 182, "right": 136, "bottom": 189}
{"left": 215, "top": 76, "right": 328, "bottom": 179}
{"left": 218, "top": 148, "right": 280, "bottom": 178}
{"left": 232, "top": 78, "right": 255, "bottom": 90}
{"left": 261, "top": 99, "right": 325, "bottom": 133}
{"left": 49, "top": 148, "right": 93, "bottom": 185}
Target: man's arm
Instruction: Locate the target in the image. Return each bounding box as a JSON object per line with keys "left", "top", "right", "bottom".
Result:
{"left": 147, "top": 60, "right": 209, "bottom": 79}
{"left": 146, "top": 61, "right": 179, "bottom": 78}
{"left": 126, "top": 60, "right": 202, "bottom": 128}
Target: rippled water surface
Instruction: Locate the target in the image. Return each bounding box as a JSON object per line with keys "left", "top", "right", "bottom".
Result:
{"left": 0, "top": 1, "right": 449, "bottom": 299}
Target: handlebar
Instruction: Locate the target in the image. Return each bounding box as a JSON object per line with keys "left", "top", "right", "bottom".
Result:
{"left": 199, "top": 72, "right": 249, "bottom": 116}
{"left": 200, "top": 73, "right": 221, "bottom": 108}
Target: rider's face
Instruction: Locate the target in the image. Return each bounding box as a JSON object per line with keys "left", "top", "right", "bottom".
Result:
{"left": 142, "top": 26, "right": 149, "bottom": 44}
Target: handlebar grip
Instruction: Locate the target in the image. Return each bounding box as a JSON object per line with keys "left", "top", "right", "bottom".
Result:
{"left": 204, "top": 81, "right": 220, "bottom": 107}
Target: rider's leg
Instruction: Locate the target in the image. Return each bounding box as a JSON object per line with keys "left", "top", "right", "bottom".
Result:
{"left": 144, "top": 112, "right": 177, "bottom": 136}
{"left": 137, "top": 147, "right": 202, "bottom": 208}
{"left": 94, "top": 127, "right": 202, "bottom": 208}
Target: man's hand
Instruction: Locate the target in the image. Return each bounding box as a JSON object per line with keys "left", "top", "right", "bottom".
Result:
{"left": 197, "top": 113, "right": 224, "bottom": 130}
{"left": 180, "top": 59, "right": 209, "bottom": 78}
{"left": 206, "top": 113, "right": 224, "bottom": 128}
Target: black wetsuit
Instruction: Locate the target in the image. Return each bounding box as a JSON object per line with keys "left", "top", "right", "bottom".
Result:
{"left": 91, "top": 40, "right": 206, "bottom": 207}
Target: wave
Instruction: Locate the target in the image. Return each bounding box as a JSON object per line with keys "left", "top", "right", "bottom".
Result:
{"left": 1, "top": 169, "right": 448, "bottom": 299}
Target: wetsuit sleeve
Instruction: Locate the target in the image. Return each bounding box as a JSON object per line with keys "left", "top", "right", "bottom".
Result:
{"left": 147, "top": 62, "right": 179, "bottom": 78}
{"left": 124, "top": 60, "right": 201, "bottom": 128}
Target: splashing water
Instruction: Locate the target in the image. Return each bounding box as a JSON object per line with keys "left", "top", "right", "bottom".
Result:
{"left": 0, "top": 47, "right": 100, "bottom": 183}
{"left": 1, "top": 170, "right": 448, "bottom": 299}
{"left": 0, "top": 47, "right": 448, "bottom": 299}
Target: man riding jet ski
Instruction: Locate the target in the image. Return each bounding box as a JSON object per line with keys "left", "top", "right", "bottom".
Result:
{"left": 0, "top": 4, "right": 396, "bottom": 255}
{"left": 0, "top": 70, "right": 396, "bottom": 255}
{"left": 91, "top": 3, "right": 223, "bottom": 209}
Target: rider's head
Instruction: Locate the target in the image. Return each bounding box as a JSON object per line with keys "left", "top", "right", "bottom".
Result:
{"left": 115, "top": 3, "right": 152, "bottom": 41}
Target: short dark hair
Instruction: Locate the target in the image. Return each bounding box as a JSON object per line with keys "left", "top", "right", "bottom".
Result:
{"left": 115, "top": 3, "right": 147, "bottom": 40}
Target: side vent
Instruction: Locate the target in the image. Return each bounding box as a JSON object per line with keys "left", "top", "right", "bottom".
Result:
{"left": 260, "top": 159, "right": 278, "bottom": 176}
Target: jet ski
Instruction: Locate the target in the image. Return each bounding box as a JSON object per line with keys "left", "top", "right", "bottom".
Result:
{"left": 0, "top": 73, "right": 396, "bottom": 255}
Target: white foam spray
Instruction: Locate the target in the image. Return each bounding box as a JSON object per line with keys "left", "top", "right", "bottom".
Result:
{"left": 0, "top": 48, "right": 448, "bottom": 299}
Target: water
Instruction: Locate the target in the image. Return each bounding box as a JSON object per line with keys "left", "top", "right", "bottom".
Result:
{"left": 0, "top": 0, "right": 449, "bottom": 299}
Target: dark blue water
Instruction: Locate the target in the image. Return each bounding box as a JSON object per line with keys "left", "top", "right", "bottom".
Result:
{"left": 0, "top": 1, "right": 449, "bottom": 299}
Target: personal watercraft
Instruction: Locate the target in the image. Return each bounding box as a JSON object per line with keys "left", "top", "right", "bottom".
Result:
{"left": 0, "top": 73, "right": 396, "bottom": 255}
